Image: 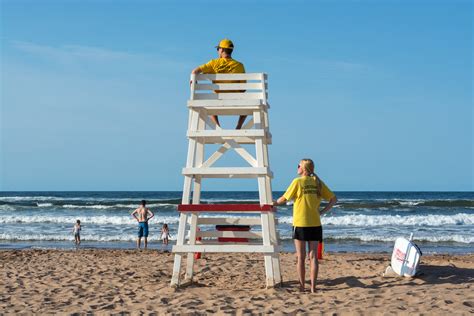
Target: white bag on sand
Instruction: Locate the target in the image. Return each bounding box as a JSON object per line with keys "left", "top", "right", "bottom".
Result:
{"left": 384, "top": 233, "right": 422, "bottom": 277}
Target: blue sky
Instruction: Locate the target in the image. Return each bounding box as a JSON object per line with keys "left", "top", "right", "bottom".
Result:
{"left": 0, "top": 0, "right": 472, "bottom": 191}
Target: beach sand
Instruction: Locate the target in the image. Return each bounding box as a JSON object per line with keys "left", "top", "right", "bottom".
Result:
{"left": 0, "top": 249, "right": 473, "bottom": 314}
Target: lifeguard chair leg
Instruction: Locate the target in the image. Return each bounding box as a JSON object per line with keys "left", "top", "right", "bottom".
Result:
{"left": 185, "top": 212, "right": 198, "bottom": 282}
{"left": 268, "top": 211, "right": 282, "bottom": 285}
{"left": 170, "top": 211, "right": 189, "bottom": 287}
{"left": 184, "top": 116, "right": 205, "bottom": 282}
{"left": 261, "top": 212, "right": 276, "bottom": 288}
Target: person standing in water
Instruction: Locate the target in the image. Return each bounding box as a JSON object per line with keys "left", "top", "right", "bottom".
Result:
{"left": 131, "top": 200, "right": 155, "bottom": 249}
{"left": 72, "top": 219, "right": 81, "bottom": 245}
{"left": 160, "top": 223, "right": 171, "bottom": 250}
{"left": 274, "top": 159, "right": 337, "bottom": 293}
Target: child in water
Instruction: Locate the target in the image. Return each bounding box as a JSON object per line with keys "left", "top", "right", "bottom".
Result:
{"left": 72, "top": 219, "right": 81, "bottom": 245}
{"left": 161, "top": 223, "right": 171, "bottom": 250}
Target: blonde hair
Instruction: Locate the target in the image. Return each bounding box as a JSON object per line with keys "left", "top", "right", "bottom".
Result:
{"left": 300, "top": 158, "right": 321, "bottom": 197}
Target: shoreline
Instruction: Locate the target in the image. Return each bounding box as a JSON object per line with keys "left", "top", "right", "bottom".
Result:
{"left": 1, "top": 249, "right": 473, "bottom": 313}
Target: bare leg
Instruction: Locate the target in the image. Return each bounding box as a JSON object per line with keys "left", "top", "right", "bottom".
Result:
{"left": 294, "top": 239, "right": 306, "bottom": 291}
{"left": 308, "top": 241, "right": 319, "bottom": 293}
{"left": 236, "top": 115, "right": 247, "bottom": 129}
{"left": 137, "top": 237, "right": 141, "bottom": 249}
{"left": 144, "top": 237, "right": 148, "bottom": 249}
{"left": 77, "top": 235, "right": 81, "bottom": 245}
{"left": 211, "top": 115, "right": 220, "bottom": 127}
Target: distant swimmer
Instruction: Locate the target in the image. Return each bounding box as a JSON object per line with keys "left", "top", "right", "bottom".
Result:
{"left": 191, "top": 38, "right": 247, "bottom": 129}
{"left": 274, "top": 159, "right": 337, "bottom": 293}
{"left": 131, "top": 200, "right": 155, "bottom": 249}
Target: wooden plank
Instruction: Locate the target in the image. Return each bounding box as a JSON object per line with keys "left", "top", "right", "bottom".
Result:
{"left": 203, "top": 108, "right": 257, "bottom": 116}
{"left": 196, "top": 73, "right": 265, "bottom": 81}
{"left": 188, "top": 99, "right": 266, "bottom": 107}
{"left": 189, "top": 136, "right": 272, "bottom": 145}
{"left": 197, "top": 217, "right": 262, "bottom": 225}
{"left": 170, "top": 212, "right": 189, "bottom": 286}
{"left": 178, "top": 204, "right": 275, "bottom": 212}
{"left": 226, "top": 139, "right": 257, "bottom": 167}
{"left": 197, "top": 231, "right": 263, "bottom": 239}
{"left": 261, "top": 212, "right": 275, "bottom": 288}
{"left": 182, "top": 167, "right": 270, "bottom": 176}
{"left": 193, "top": 93, "right": 265, "bottom": 100}
{"left": 195, "top": 83, "right": 264, "bottom": 90}
{"left": 190, "top": 74, "right": 196, "bottom": 100}
{"left": 187, "top": 130, "right": 265, "bottom": 138}
{"left": 173, "top": 244, "right": 276, "bottom": 253}
{"left": 183, "top": 173, "right": 273, "bottom": 179}
{"left": 201, "top": 145, "right": 229, "bottom": 168}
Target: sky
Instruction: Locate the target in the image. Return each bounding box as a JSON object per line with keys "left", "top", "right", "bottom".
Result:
{"left": 0, "top": 0, "right": 472, "bottom": 191}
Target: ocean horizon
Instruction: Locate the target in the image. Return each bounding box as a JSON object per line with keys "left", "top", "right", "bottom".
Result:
{"left": 1, "top": 191, "right": 473, "bottom": 254}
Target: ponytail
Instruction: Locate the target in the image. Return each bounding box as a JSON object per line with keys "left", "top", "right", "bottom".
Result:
{"left": 300, "top": 158, "right": 322, "bottom": 197}
{"left": 311, "top": 173, "right": 322, "bottom": 198}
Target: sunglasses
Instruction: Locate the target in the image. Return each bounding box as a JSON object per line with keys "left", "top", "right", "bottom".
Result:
{"left": 297, "top": 165, "right": 301, "bottom": 169}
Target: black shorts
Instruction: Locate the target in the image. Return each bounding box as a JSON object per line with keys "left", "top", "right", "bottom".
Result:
{"left": 292, "top": 226, "right": 323, "bottom": 241}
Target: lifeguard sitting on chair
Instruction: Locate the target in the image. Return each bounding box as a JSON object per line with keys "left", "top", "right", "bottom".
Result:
{"left": 190, "top": 38, "right": 247, "bottom": 129}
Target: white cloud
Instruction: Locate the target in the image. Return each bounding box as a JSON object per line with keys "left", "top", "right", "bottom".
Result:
{"left": 11, "top": 40, "right": 191, "bottom": 70}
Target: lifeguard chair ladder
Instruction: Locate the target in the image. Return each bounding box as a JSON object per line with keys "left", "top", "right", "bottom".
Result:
{"left": 170, "top": 73, "right": 281, "bottom": 288}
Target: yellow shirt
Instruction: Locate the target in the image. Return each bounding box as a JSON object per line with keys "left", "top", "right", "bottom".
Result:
{"left": 199, "top": 58, "right": 245, "bottom": 93}
{"left": 283, "top": 176, "right": 335, "bottom": 227}
{"left": 199, "top": 58, "right": 245, "bottom": 74}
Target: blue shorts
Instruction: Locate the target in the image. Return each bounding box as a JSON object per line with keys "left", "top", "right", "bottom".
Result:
{"left": 138, "top": 222, "right": 149, "bottom": 238}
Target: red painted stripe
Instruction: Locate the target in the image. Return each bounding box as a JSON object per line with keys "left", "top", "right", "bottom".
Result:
{"left": 177, "top": 204, "right": 275, "bottom": 212}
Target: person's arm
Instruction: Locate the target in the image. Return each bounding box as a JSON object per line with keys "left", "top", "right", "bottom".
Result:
{"left": 147, "top": 209, "right": 155, "bottom": 221}
{"left": 320, "top": 196, "right": 337, "bottom": 216}
{"left": 131, "top": 209, "right": 139, "bottom": 221}
{"left": 273, "top": 196, "right": 287, "bottom": 206}
{"left": 190, "top": 67, "right": 202, "bottom": 85}
{"left": 191, "top": 67, "right": 202, "bottom": 75}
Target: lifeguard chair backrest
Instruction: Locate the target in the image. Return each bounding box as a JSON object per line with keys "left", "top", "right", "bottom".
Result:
{"left": 190, "top": 73, "right": 268, "bottom": 103}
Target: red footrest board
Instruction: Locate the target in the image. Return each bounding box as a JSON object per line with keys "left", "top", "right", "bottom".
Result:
{"left": 216, "top": 225, "right": 251, "bottom": 243}
{"left": 177, "top": 204, "right": 275, "bottom": 212}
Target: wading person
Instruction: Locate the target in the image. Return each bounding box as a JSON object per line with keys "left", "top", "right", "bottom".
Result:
{"left": 274, "top": 159, "right": 337, "bottom": 293}
{"left": 131, "top": 200, "right": 155, "bottom": 249}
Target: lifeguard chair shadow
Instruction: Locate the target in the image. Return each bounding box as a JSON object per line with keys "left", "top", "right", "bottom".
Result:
{"left": 170, "top": 73, "right": 282, "bottom": 288}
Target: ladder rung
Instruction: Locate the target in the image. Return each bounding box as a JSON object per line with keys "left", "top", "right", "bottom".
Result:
{"left": 188, "top": 136, "right": 271, "bottom": 145}
{"left": 188, "top": 99, "right": 267, "bottom": 107}
{"left": 187, "top": 130, "right": 266, "bottom": 138}
{"left": 178, "top": 204, "right": 274, "bottom": 212}
{"left": 182, "top": 167, "right": 271, "bottom": 178}
{"left": 172, "top": 244, "right": 276, "bottom": 253}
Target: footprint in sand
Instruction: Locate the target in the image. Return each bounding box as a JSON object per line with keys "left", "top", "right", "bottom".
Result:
{"left": 463, "top": 301, "right": 473, "bottom": 308}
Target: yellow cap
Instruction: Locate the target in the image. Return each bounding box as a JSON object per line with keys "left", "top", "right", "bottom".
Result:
{"left": 216, "top": 38, "right": 234, "bottom": 50}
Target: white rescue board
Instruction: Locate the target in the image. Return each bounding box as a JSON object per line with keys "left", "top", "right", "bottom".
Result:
{"left": 390, "top": 234, "right": 422, "bottom": 277}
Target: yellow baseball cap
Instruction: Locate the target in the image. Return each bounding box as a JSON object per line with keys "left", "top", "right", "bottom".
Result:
{"left": 216, "top": 38, "right": 234, "bottom": 50}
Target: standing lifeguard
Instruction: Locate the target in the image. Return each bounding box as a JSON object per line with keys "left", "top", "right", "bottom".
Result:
{"left": 274, "top": 159, "right": 337, "bottom": 293}
{"left": 190, "top": 38, "right": 247, "bottom": 129}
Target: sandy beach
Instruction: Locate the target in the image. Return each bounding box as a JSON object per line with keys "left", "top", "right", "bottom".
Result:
{"left": 0, "top": 249, "right": 473, "bottom": 314}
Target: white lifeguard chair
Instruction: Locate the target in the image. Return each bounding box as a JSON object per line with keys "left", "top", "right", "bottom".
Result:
{"left": 170, "top": 73, "right": 282, "bottom": 288}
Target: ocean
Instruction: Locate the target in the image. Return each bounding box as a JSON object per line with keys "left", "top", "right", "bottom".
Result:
{"left": 0, "top": 191, "right": 473, "bottom": 254}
